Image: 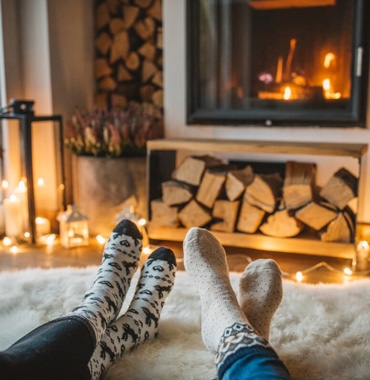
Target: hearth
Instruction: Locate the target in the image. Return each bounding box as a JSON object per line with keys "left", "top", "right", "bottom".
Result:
{"left": 187, "top": 0, "right": 369, "bottom": 127}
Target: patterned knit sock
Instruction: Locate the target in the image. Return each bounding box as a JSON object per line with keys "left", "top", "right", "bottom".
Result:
{"left": 88, "top": 247, "right": 177, "bottom": 380}
{"left": 237, "top": 259, "right": 283, "bottom": 341}
{"left": 64, "top": 219, "right": 142, "bottom": 344}
{"left": 183, "top": 227, "right": 252, "bottom": 354}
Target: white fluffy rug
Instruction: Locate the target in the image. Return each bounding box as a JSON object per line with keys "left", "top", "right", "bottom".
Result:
{"left": 0, "top": 267, "right": 370, "bottom": 380}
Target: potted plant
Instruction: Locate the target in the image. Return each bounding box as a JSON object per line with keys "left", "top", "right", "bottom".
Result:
{"left": 64, "top": 101, "right": 163, "bottom": 236}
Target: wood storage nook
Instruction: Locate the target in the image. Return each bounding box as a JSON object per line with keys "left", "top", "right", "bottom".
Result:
{"left": 147, "top": 139, "right": 368, "bottom": 259}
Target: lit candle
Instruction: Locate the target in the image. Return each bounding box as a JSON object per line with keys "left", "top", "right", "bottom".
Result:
{"left": 4, "top": 195, "right": 23, "bottom": 237}
{"left": 15, "top": 180, "right": 28, "bottom": 230}
{"left": 35, "top": 217, "right": 51, "bottom": 238}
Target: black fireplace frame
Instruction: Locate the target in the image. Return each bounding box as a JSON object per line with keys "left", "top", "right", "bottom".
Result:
{"left": 186, "top": 0, "right": 370, "bottom": 127}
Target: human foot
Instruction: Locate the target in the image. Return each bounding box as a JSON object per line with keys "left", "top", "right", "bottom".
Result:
{"left": 88, "top": 247, "right": 177, "bottom": 379}
{"left": 238, "top": 259, "right": 283, "bottom": 341}
{"left": 183, "top": 227, "right": 249, "bottom": 353}
{"left": 65, "top": 219, "right": 143, "bottom": 343}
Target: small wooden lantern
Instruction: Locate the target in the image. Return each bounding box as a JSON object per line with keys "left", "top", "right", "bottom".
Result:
{"left": 58, "top": 204, "right": 89, "bottom": 248}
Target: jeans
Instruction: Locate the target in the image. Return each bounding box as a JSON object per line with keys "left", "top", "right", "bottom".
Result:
{"left": 0, "top": 316, "right": 94, "bottom": 380}
{"left": 219, "top": 345, "right": 291, "bottom": 380}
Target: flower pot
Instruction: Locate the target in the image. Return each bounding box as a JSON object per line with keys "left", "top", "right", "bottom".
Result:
{"left": 72, "top": 155, "right": 147, "bottom": 236}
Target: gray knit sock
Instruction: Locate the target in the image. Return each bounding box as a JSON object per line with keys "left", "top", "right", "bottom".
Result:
{"left": 183, "top": 227, "right": 250, "bottom": 354}
{"left": 238, "top": 259, "right": 283, "bottom": 341}
{"left": 88, "top": 247, "right": 177, "bottom": 380}
{"left": 64, "top": 219, "right": 142, "bottom": 344}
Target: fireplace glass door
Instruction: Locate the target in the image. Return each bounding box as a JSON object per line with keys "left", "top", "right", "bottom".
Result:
{"left": 187, "top": 0, "right": 369, "bottom": 127}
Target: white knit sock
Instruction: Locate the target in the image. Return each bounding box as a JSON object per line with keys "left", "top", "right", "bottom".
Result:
{"left": 183, "top": 227, "right": 249, "bottom": 353}
{"left": 238, "top": 259, "right": 283, "bottom": 341}
{"left": 88, "top": 247, "right": 177, "bottom": 380}
{"left": 64, "top": 219, "right": 142, "bottom": 344}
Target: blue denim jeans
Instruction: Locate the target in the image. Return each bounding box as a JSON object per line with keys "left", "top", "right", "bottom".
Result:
{"left": 219, "top": 345, "right": 291, "bottom": 380}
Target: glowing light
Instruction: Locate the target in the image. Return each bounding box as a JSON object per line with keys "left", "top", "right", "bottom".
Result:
{"left": 324, "top": 52, "right": 335, "bottom": 68}
{"left": 2, "top": 180, "right": 8, "bottom": 190}
{"left": 37, "top": 177, "right": 45, "bottom": 187}
{"left": 343, "top": 267, "right": 353, "bottom": 276}
{"left": 10, "top": 245, "right": 18, "bottom": 254}
{"left": 45, "top": 234, "right": 57, "bottom": 245}
{"left": 24, "top": 232, "right": 30, "bottom": 239}
{"left": 295, "top": 271, "right": 303, "bottom": 282}
{"left": 96, "top": 235, "right": 107, "bottom": 245}
{"left": 138, "top": 218, "right": 147, "bottom": 227}
{"left": 3, "top": 236, "right": 12, "bottom": 246}
{"left": 143, "top": 246, "right": 152, "bottom": 255}
{"left": 283, "top": 86, "right": 291, "bottom": 100}
{"left": 323, "top": 78, "right": 331, "bottom": 91}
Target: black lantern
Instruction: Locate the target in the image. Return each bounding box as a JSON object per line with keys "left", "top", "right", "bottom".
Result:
{"left": 0, "top": 99, "right": 66, "bottom": 244}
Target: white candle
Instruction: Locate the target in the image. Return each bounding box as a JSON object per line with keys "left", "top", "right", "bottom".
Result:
{"left": 0, "top": 204, "right": 5, "bottom": 234}
{"left": 15, "top": 180, "right": 28, "bottom": 230}
{"left": 4, "top": 195, "right": 23, "bottom": 237}
{"left": 35, "top": 217, "right": 51, "bottom": 238}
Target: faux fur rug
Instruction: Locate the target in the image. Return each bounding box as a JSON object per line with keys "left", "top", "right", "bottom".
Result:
{"left": 0, "top": 267, "right": 370, "bottom": 380}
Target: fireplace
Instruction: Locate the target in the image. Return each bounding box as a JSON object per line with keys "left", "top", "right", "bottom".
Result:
{"left": 186, "top": 0, "right": 369, "bottom": 127}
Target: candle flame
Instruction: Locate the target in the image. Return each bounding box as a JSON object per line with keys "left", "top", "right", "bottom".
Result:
{"left": 37, "top": 178, "right": 45, "bottom": 187}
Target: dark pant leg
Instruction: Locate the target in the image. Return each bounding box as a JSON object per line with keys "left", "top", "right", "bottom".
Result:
{"left": 0, "top": 316, "right": 95, "bottom": 380}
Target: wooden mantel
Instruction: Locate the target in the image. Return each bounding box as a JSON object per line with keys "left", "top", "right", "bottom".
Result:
{"left": 147, "top": 139, "right": 368, "bottom": 159}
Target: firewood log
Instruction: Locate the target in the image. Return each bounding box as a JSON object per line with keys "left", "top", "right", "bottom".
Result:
{"left": 134, "top": 0, "right": 152, "bottom": 8}
{"left": 122, "top": 5, "right": 140, "bottom": 29}
{"left": 134, "top": 17, "right": 156, "bottom": 40}
{"left": 320, "top": 212, "right": 352, "bottom": 243}
{"left": 118, "top": 64, "right": 133, "bottom": 81}
{"left": 138, "top": 41, "right": 157, "bottom": 61}
{"left": 162, "top": 180, "right": 193, "bottom": 206}
{"left": 142, "top": 59, "right": 157, "bottom": 82}
{"left": 283, "top": 161, "right": 315, "bottom": 210}
{"left": 225, "top": 165, "right": 254, "bottom": 201}
{"left": 110, "top": 30, "right": 129, "bottom": 63}
{"left": 259, "top": 209, "right": 303, "bottom": 238}
{"left": 244, "top": 173, "right": 283, "bottom": 213}
{"left": 295, "top": 202, "right": 338, "bottom": 231}
{"left": 178, "top": 200, "right": 212, "bottom": 228}
{"left": 95, "top": 32, "right": 112, "bottom": 55}
{"left": 196, "top": 167, "right": 228, "bottom": 208}
{"left": 152, "top": 89, "right": 163, "bottom": 108}
{"left": 148, "top": 0, "right": 162, "bottom": 21}
{"left": 140, "top": 85, "right": 155, "bottom": 102}
{"left": 319, "top": 167, "right": 358, "bottom": 210}
{"left": 172, "top": 155, "right": 222, "bottom": 186}
{"left": 95, "top": 59, "right": 112, "bottom": 79}
{"left": 150, "top": 199, "right": 179, "bottom": 227}
{"left": 95, "top": 2, "right": 110, "bottom": 30}
{"left": 126, "top": 52, "right": 140, "bottom": 71}
{"left": 110, "top": 18, "right": 125, "bottom": 35}
{"left": 210, "top": 200, "right": 240, "bottom": 233}
{"left": 98, "top": 76, "right": 116, "bottom": 91}
{"left": 152, "top": 71, "right": 163, "bottom": 87}
{"left": 236, "top": 200, "right": 265, "bottom": 234}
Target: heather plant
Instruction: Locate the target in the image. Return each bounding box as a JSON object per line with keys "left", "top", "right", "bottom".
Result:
{"left": 65, "top": 102, "right": 163, "bottom": 157}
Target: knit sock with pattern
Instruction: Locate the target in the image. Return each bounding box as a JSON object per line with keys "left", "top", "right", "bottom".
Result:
{"left": 64, "top": 219, "right": 142, "bottom": 345}
{"left": 237, "top": 259, "right": 283, "bottom": 341}
{"left": 88, "top": 247, "right": 177, "bottom": 380}
{"left": 183, "top": 227, "right": 254, "bottom": 354}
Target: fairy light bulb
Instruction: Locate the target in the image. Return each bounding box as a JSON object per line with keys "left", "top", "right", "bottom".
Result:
{"left": 295, "top": 271, "right": 303, "bottom": 282}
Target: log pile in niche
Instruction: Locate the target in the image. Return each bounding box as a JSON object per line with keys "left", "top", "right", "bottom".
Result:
{"left": 150, "top": 155, "right": 358, "bottom": 243}
{"left": 94, "top": 0, "right": 163, "bottom": 109}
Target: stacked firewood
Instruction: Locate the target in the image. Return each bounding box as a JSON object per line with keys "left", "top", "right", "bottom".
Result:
{"left": 150, "top": 155, "right": 358, "bottom": 243}
{"left": 94, "top": 0, "right": 163, "bottom": 109}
